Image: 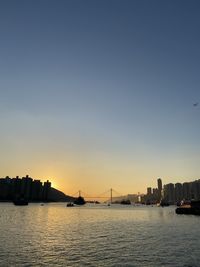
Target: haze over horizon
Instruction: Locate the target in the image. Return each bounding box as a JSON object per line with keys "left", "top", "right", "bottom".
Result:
{"left": 1, "top": 0, "right": 200, "bottom": 195}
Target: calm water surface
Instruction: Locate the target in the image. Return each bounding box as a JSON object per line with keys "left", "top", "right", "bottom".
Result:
{"left": 0, "top": 203, "right": 199, "bottom": 267}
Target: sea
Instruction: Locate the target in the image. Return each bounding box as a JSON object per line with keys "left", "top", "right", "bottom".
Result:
{"left": 0, "top": 203, "right": 199, "bottom": 267}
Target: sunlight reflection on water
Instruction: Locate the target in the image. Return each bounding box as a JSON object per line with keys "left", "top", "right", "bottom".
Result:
{"left": 0, "top": 203, "right": 199, "bottom": 266}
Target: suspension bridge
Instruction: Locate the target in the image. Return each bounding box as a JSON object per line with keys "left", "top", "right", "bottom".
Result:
{"left": 71, "top": 188, "right": 138, "bottom": 203}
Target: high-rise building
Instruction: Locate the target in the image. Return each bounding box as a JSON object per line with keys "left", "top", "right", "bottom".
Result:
{"left": 152, "top": 188, "right": 159, "bottom": 202}
{"left": 157, "top": 178, "right": 162, "bottom": 200}
{"left": 43, "top": 180, "right": 51, "bottom": 201}
{"left": 174, "top": 183, "right": 183, "bottom": 202}
{"left": 0, "top": 178, "right": 9, "bottom": 200}
{"left": 21, "top": 175, "right": 33, "bottom": 200}
{"left": 183, "top": 182, "right": 190, "bottom": 200}
{"left": 12, "top": 176, "right": 22, "bottom": 198}
{"left": 0, "top": 176, "right": 57, "bottom": 202}
{"left": 157, "top": 178, "right": 162, "bottom": 192}
{"left": 31, "top": 180, "right": 43, "bottom": 201}
{"left": 163, "top": 183, "right": 174, "bottom": 204}
{"left": 191, "top": 181, "right": 200, "bottom": 200}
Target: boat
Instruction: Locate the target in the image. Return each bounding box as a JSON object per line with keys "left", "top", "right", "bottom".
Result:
{"left": 66, "top": 202, "right": 74, "bottom": 207}
{"left": 73, "top": 196, "right": 86, "bottom": 205}
{"left": 176, "top": 200, "right": 200, "bottom": 215}
{"left": 13, "top": 199, "right": 28, "bottom": 206}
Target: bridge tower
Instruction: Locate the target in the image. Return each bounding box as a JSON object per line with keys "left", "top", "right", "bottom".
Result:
{"left": 110, "top": 188, "right": 113, "bottom": 204}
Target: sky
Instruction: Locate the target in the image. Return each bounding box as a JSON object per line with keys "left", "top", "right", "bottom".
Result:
{"left": 1, "top": 0, "right": 200, "bottom": 196}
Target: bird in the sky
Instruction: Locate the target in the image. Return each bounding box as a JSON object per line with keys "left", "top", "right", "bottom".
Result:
{"left": 193, "top": 102, "right": 199, "bottom": 107}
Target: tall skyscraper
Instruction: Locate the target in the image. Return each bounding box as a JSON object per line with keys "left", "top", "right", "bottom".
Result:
{"left": 157, "top": 178, "right": 162, "bottom": 200}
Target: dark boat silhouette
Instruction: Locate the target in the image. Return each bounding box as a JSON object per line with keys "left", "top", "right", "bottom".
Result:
{"left": 176, "top": 200, "right": 200, "bottom": 215}
{"left": 66, "top": 202, "right": 74, "bottom": 207}
{"left": 73, "top": 196, "right": 86, "bottom": 205}
{"left": 13, "top": 198, "right": 28, "bottom": 206}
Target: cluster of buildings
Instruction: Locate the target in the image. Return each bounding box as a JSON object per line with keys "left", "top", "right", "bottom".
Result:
{"left": 163, "top": 180, "right": 200, "bottom": 204}
{"left": 0, "top": 175, "right": 51, "bottom": 202}
{"left": 142, "top": 178, "right": 200, "bottom": 205}
{"left": 141, "top": 178, "right": 162, "bottom": 204}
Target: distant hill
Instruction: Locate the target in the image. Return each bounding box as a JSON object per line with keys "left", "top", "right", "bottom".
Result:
{"left": 49, "top": 187, "right": 75, "bottom": 202}
{"left": 112, "top": 194, "right": 139, "bottom": 203}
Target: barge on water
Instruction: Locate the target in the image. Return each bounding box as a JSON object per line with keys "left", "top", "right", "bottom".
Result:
{"left": 176, "top": 200, "right": 200, "bottom": 215}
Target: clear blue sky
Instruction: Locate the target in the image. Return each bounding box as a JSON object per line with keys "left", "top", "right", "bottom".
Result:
{"left": 1, "top": 0, "right": 200, "bottom": 194}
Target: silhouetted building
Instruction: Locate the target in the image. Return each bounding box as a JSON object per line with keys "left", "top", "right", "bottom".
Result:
{"left": 21, "top": 175, "right": 33, "bottom": 200}
{"left": 147, "top": 187, "right": 152, "bottom": 196}
{"left": 43, "top": 180, "right": 51, "bottom": 201}
{"left": 174, "top": 183, "right": 183, "bottom": 203}
{"left": 146, "top": 178, "right": 200, "bottom": 205}
{"left": 157, "top": 178, "right": 162, "bottom": 200}
{"left": 152, "top": 188, "right": 159, "bottom": 200}
{"left": 163, "top": 183, "right": 174, "bottom": 204}
{"left": 0, "top": 175, "right": 71, "bottom": 202}
{"left": 191, "top": 180, "right": 200, "bottom": 200}
{"left": 31, "top": 180, "right": 43, "bottom": 201}
{"left": 183, "top": 182, "right": 190, "bottom": 200}
{"left": 12, "top": 176, "right": 22, "bottom": 199}
{"left": 0, "top": 178, "right": 10, "bottom": 200}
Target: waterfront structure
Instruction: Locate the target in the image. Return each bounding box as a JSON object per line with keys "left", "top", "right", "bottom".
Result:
{"left": 142, "top": 177, "right": 200, "bottom": 205}
{"left": 0, "top": 175, "right": 52, "bottom": 202}
{"left": 143, "top": 179, "right": 163, "bottom": 204}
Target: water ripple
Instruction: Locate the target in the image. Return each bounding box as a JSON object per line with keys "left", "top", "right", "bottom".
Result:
{"left": 0, "top": 203, "right": 200, "bottom": 266}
